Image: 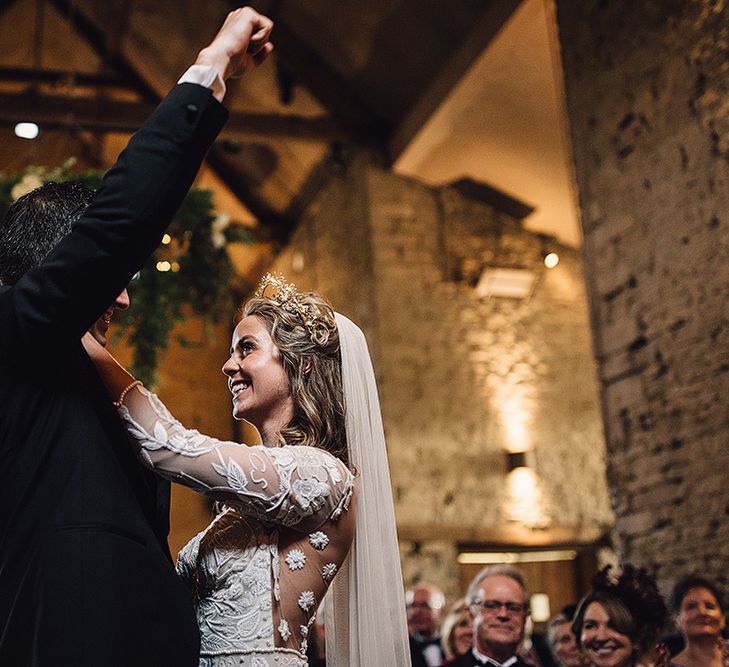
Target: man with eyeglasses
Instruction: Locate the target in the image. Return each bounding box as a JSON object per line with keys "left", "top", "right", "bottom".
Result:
{"left": 450, "top": 564, "right": 534, "bottom": 667}
{"left": 407, "top": 582, "right": 447, "bottom": 667}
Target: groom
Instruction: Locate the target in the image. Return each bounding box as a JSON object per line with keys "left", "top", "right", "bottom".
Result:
{"left": 0, "top": 8, "right": 272, "bottom": 666}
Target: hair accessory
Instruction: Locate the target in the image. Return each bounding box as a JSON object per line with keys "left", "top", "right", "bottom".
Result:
{"left": 255, "top": 272, "right": 323, "bottom": 342}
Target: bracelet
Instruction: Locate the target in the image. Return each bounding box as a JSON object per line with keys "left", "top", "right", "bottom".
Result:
{"left": 113, "top": 380, "right": 142, "bottom": 408}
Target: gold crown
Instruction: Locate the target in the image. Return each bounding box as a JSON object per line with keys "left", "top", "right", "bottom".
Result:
{"left": 254, "top": 273, "right": 322, "bottom": 339}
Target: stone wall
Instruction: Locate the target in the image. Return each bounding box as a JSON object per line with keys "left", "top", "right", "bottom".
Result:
{"left": 269, "top": 153, "right": 611, "bottom": 600}
{"left": 556, "top": 0, "right": 729, "bottom": 589}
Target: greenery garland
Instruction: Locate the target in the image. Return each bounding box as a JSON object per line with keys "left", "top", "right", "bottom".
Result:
{"left": 0, "top": 160, "right": 253, "bottom": 387}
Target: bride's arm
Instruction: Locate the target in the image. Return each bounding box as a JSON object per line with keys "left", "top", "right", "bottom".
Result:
{"left": 82, "top": 334, "right": 353, "bottom": 528}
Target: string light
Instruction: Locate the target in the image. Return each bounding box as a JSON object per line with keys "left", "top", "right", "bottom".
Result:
{"left": 544, "top": 252, "right": 560, "bottom": 269}
{"left": 156, "top": 260, "right": 171, "bottom": 272}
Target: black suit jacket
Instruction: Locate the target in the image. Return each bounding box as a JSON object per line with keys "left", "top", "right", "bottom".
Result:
{"left": 448, "top": 648, "right": 534, "bottom": 667}
{"left": 0, "top": 83, "right": 227, "bottom": 666}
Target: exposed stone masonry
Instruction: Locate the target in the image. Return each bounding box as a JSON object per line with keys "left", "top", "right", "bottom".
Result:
{"left": 270, "top": 153, "right": 611, "bottom": 597}
{"left": 556, "top": 0, "right": 729, "bottom": 590}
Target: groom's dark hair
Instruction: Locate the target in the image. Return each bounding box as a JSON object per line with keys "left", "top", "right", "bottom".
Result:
{"left": 0, "top": 181, "right": 94, "bottom": 285}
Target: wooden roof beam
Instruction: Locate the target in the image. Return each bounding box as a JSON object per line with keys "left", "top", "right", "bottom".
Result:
{"left": 389, "top": 0, "right": 522, "bottom": 162}
{"left": 0, "top": 90, "right": 349, "bottom": 140}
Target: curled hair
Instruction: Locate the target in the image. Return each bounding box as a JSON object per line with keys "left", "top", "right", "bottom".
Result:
{"left": 242, "top": 291, "right": 348, "bottom": 466}
{"left": 0, "top": 181, "right": 93, "bottom": 284}
{"left": 572, "top": 565, "right": 668, "bottom": 656}
{"left": 671, "top": 575, "right": 725, "bottom": 614}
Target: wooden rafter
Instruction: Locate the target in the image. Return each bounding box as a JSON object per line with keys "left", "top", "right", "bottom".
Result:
{"left": 48, "top": 0, "right": 158, "bottom": 102}
{"left": 238, "top": 2, "right": 389, "bottom": 148}
{"left": 43, "top": 0, "right": 305, "bottom": 239}
{"left": 389, "top": 0, "right": 522, "bottom": 161}
{"left": 0, "top": 89, "right": 352, "bottom": 141}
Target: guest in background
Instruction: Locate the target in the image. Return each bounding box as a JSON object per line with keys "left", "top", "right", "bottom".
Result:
{"left": 408, "top": 582, "right": 447, "bottom": 667}
{"left": 670, "top": 575, "right": 728, "bottom": 667}
{"left": 572, "top": 565, "right": 670, "bottom": 667}
{"left": 441, "top": 598, "right": 473, "bottom": 664}
{"left": 450, "top": 564, "right": 534, "bottom": 667}
{"left": 547, "top": 613, "right": 584, "bottom": 667}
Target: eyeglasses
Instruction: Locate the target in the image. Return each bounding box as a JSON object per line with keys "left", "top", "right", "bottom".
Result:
{"left": 471, "top": 599, "right": 528, "bottom": 616}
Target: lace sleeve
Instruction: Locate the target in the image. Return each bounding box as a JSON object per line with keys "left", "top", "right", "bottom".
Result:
{"left": 119, "top": 385, "right": 353, "bottom": 529}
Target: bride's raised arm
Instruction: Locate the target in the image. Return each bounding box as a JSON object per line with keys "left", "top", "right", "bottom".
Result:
{"left": 81, "top": 333, "right": 353, "bottom": 531}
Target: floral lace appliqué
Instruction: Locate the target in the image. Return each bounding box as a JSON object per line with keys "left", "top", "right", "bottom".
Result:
{"left": 322, "top": 563, "right": 337, "bottom": 582}
{"left": 291, "top": 478, "right": 330, "bottom": 514}
{"left": 278, "top": 618, "right": 291, "bottom": 641}
{"left": 285, "top": 549, "right": 306, "bottom": 571}
{"left": 298, "top": 591, "right": 315, "bottom": 612}
{"left": 308, "top": 531, "right": 329, "bottom": 550}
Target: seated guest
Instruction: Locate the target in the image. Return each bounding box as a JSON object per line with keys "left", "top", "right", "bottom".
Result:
{"left": 408, "top": 582, "right": 447, "bottom": 667}
{"left": 441, "top": 598, "right": 474, "bottom": 664}
{"left": 670, "top": 575, "right": 728, "bottom": 667}
{"left": 572, "top": 565, "right": 670, "bottom": 667}
{"left": 450, "top": 564, "right": 534, "bottom": 667}
{"left": 547, "top": 613, "right": 585, "bottom": 667}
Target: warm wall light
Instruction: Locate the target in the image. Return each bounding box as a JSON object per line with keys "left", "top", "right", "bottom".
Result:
{"left": 291, "top": 250, "right": 305, "bottom": 273}
{"left": 530, "top": 593, "right": 551, "bottom": 622}
{"left": 457, "top": 550, "right": 577, "bottom": 565}
{"left": 477, "top": 267, "right": 536, "bottom": 299}
{"left": 15, "top": 122, "right": 39, "bottom": 140}
{"left": 544, "top": 252, "right": 560, "bottom": 269}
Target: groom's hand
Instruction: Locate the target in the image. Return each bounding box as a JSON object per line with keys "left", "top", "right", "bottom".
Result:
{"left": 195, "top": 7, "right": 274, "bottom": 82}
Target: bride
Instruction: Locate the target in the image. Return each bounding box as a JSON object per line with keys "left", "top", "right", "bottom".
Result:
{"left": 83, "top": 273, "right": 411, "bottom": 666}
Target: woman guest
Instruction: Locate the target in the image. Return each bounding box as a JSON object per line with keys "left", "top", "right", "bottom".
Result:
{"left": 572, "top": 565, "right": 670, "bottom": 667}
{"left": 670, "top": 576, "right": 728, "bottom": 667}
{"left": 441, "top": 598, "right": 473, "bottom": 664}
{"left": 548, "top": 613, "right": 585, "bottom": 667}
{"left": 83, "top": 274, "right": 411, "bottom": 666}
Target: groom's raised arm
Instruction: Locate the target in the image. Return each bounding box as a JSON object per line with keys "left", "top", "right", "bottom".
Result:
{"left": 5, "top": 7, "right": 273, "bottom": 350}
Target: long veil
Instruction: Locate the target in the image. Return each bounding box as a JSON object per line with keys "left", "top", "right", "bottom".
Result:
{"left": 324, "top": 313, "right": 411, "bottom": 666}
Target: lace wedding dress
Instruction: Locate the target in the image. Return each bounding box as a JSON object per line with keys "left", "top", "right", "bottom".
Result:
{"left": 117, "top": 386, "right": 356, "bottom": 667}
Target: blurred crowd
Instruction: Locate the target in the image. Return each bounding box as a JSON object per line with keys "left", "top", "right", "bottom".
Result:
{"left": 406, "top": 565, "right": 728, "bottom": 667}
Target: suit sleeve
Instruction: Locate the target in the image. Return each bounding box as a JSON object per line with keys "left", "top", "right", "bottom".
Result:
{"left": 4, "top": 83, "right": 228, "bottom": 351}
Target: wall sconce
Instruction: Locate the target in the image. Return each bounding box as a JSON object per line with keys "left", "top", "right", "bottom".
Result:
{"left": 530, "top": 593, "right": 551, "bottom": 622}
{"left": 506, "top": 450, "right": 536, "bottom": 472}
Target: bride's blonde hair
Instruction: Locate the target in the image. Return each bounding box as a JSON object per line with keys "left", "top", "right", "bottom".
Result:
{"left": 242, "top": 292, "right": 348, "bottom": 466}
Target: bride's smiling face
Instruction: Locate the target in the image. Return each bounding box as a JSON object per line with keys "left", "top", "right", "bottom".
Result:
{"left": 222, "top": 315, "right": 294, "bottom": 429}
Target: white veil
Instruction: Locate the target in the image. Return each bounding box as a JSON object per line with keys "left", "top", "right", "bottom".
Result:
{"left": 324, "top": 313, "right": 412, "bottom": 666}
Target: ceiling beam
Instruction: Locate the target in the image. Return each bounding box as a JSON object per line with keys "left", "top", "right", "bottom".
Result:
{"left": 0, "top": 90, "right": 350, "bottom": 140}
{"left": 0, "top": 0, "right": 18, "bottom": 18}
{"left": 206, "top": 145, "right": 293, "bottom": 244}
{"left": 0, "top": 66, "right": 136, "bottom": 91}
{"left": 389, "top": 0, "right": 522, "bottom": 162}
{"left": 241, "top": 4, "right": 389, "bottom": 148}
{"left": 48, "top": 0, "right": 159, "bottom": 102}
{"left": 43, "top": 0, "right": 335, "bottom": 235}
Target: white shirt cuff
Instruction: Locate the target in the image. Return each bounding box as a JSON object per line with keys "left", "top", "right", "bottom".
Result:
{"left": 178, "top": 65, "right": 226, "bottom": 101}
